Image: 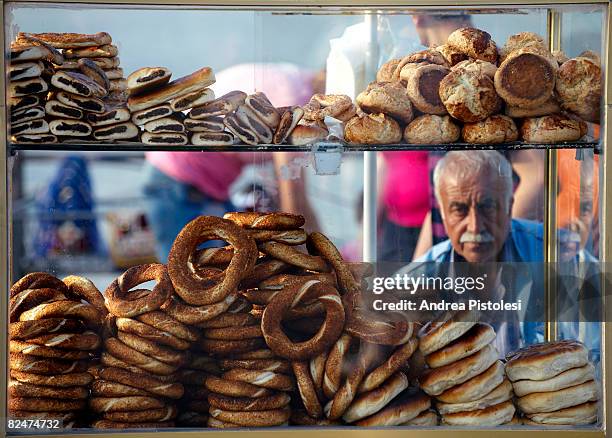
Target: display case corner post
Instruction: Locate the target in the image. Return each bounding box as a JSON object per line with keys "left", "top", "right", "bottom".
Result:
{"left": 0, "top": 2, "right": 7, "bottom": 436}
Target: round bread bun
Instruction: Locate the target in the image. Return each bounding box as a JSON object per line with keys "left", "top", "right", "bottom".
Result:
{"left": 441, "top": 400, "right": 515, "bottom": 426}
{"left": 354, "top": 390, "right": 431, "bottom": 427}
{"left": 451, "top": 59, "right": 497, "bottom": 79}
{"left": 494, "top": 51, "right": 556, "bottom": 109}
{"left": 397, "top": 49, "right": 449, "bottom": 83}
{"left": 437, "top": 360, "right": 505, "bottom": 404}
{"left": 425, "top": 323, "right": 496, "bottom": 368}
{"left": 436, "top": 379, "right": 513, "bottom": 415}
{"left": 506, "top": 340, "right": 589, "bottom": 382}
{"left": 512, "top": 363, "right": 595, "bottom": 397}
{"left": 345, "top": 113, "right": 402, "bottom": 145}
{"left": 400, "top": 409, "right": 439, "bottom": 426}
{"left": 406, "top": 64, "right": 449, "bottom": 115}
{"left": 419, "top": 343, "right": 499, "bottom": 396}
{"left": 461, "top": 114, "right": 518, "bottom": 144}
{"left": 403, "top": 115, "right": 460, "bottom": 144}
{"left": 418, "top": 311, "right": 476, "bottom": 356}
{"left": 499, "top": 32, "right": 545, "bottom": 63}
{"left": 436, "top": 44, "right": 469, "bottom": 66}
{"left": 439, "top": 69, "right": 501, "bottom": 122}
{"left": 377, "top": 59, "right": 402, "bottom": 82}
{"left": 552, "top": 50, "right": 570, "bottom": 65}
{"left": 446, "top": 27, "right": 499, "bottom": 64}
{"left": 505, "top": 97, "right": 561, "bottom": 118}
{"left": 517, "top": 380, "right": 598, "bottom": 414}
{"left": 555, "top": 56, "right": 602, "bottom": 123}
{"left": 526, "top": 401, "right": 598, "bottom": 425}
{"left": 579, "top": 50, "right": 601, "bottom": 65}
{"left": 288, "top": 124, "right": 328, "bottom": 146}
{"left": 356, "top": 81, "right": 414, "bottom": 124}
{"left": 520, "top": 114, "right": 583, "bottom": 144}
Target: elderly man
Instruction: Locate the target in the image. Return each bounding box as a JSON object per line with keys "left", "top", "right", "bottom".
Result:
{"left": 403, "top": 151, "right": 599, "bottom": 359}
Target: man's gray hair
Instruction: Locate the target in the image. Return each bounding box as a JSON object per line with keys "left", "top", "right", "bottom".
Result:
{"left": 433, "top": 151, "right": 514, "bottom": 209}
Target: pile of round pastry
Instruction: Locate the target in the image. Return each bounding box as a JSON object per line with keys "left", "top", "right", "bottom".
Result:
{"left": 8, "top": 273, "right": 106, "bottom": 427}
{"left": 9, "top": 31, "right": 136, "bottom": 144}
{"left": 291, "top": 94, "right": 357, "bottom": 145}
{"left": 346, "top": 27, "right": 600, "bottom": 145}
{"left": 506, "top": 340, "right": 599, "bottom": 426}
{"left": 418, "top": 317, "right": 516, "bottom": 426}
{"left": 91, "top": 264, "right": 189, "bottom": 428}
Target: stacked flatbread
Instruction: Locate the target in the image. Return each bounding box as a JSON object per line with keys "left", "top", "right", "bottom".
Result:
{"left": 506, "top": 340, "right": 599, "bottom": 426}
{"left": 418, "top": 314, "right": 516, "bottom": 426}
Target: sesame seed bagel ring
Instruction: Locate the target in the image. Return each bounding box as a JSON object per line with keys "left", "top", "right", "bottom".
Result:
{"left": 136, "top": 311, "right": 199, "bottom": 342}
{"left": 191, "top": 246, "right": 234, "bottom": 268}
{"left": 202, "top": 325, "right": 263, "bottom": 340}
{"left": 307, "top": 231, "right": 361, "bottom": 295}
{"left": 310, "top": 351, "right": 328, "bottom": 401}
{"left": 199, "top": 338, "right": 266, "bottom": 356}
{"left": 9, "top": 352, "right": 89, "bottom": 375}
{"left": 99, "top": 352, "right": 179, "bottom": 381}
{"left": 346, "top": 310, "right": 413, "bottom": 346}
{"left": 10, "top": 272, "right": 68, "bottom": 298}
{"left": 25, "top": 331, "right": 101, "bottom": 350}
{"left": 9, "top": 381, "right": 88, "bottom": 399}
{"left": 323, "top": 333, "right": 353, "bottom": 399}
{"left": 168, "top": 216, "right": 258, "bottom": 306}
{"left": 19, "top": 300, "right": 103, "bottom": 329}
{"left": 290, "top": 410, "right": 343, "bottom": 426}
{"left": 206, "top": 417, "right": 237, "bottom": 428}
{"left": 209, "top": 407, "right": 291, "bottom": 427}
{"left": 92, "top": 420, "right": 174, "bottom": 429}
{"left": 9, "top": 397, "right": 86, "bottom": 412}
{"left": 241, "top": 289, "right": 281, "bottom": 305}
{"left": 224, "top": 211, "right": 305, "bottom": 230}
{"left": 97, "top": 367, "right": 184, "bottom": 399}
{"left": 259, "top": 241, "right": 330, "bottom": 272}
{"left": 208, "top": 393, "right": 291, "bottom": 412}
{"left": 248, "top": 229, "right": 308, "bottom": 245}
{"left": 324, "top": 346, "right": 368, "bottom": 420}
{"left": 115, "top": 331, "right": 189, "bottom": 367}
{"left": 103, "top": 406, "right": 178, "bottom": 423}
{"left": 223, "top": 369, "right": 295, "bottom": 391}
{"left": 104, "top": 337, "right": 180, "bottom": 375}
{"left": 89, "top": 396, "right": 165, "bottom": 413}
{"left": 9, "top": 319, "right": 85, "bottom": 341}
{"left": 160, "top": 293, "right": 238, "bottom": 325}
{"left": 9, "top": 411, "right": 76, "bottom": 422}
{"left": 233, "top": 349, "right": 277, "bottom": 360}
{"left": 115, "top": 317, "right": 190, "bottom": 350}
{"left": 359, "top": 337, "right": 419, "bottom": 394}
{"left": 10, "top": 369, "right": 93, "bottom": 387}
{"left": 204, "top": 376, "right": 272, "bottom": 398}
{"left": 198, "top": 312, "right": 256, "bottom": 329}
{"left": 220, "top": 359, "right": 292, "bottom": 374}
{"left": 105, "top": 264, "right": 173, "bottom": 317}
{"left": 343, "top": 371, "right": 409, "bottom": 423}
{"left": 62, "top": 275, "right": 107, "bottom": 315}
{"left": 9, "top": 340, "right": 91, "bottom": 360}
{"left": 259, "top": 272, "right": 337, "bottom": 290}
{"left": 261, "top": 279, "right": 345, "bottom": 360}
{"left": 10, "top": 288, "right": 67, "bottom": 322}
{"left": 92, "top": 380, "right": 153, "bottom": 397}
{"left": 240, "top": 259, "right": 291, "bottom": 289}
{"left": 292, "top": 361, "right": 323, "bottom": 418}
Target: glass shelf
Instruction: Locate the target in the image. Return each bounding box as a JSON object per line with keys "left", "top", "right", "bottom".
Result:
{"left": 7, "top": 140, "right": 601, "bottom": 154}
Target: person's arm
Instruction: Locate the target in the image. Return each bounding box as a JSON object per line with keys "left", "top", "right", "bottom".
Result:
{"left": 510, "top": 150, "right": 545, "bottom": 221}
{"left": 273, "top": 153, "right": 320, "bottom": 232}
{"left": 412, "top": 211, "right": 433, "bottom": 260}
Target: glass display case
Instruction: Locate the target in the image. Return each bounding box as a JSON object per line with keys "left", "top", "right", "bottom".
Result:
{"left": 2, "top": 0, "right": 610, "bottom": 437}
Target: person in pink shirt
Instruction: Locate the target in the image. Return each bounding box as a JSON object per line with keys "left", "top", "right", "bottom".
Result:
{"left": 143, "top": 63, "right": 320, "bottom": 261}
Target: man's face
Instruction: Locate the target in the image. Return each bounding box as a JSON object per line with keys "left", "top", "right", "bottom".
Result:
{"left": 439, "top": 171, "right": 512, "bottom": 263}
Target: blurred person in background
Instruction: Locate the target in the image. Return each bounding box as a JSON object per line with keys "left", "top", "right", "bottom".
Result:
{"left": 143, "top": 63, "right": 321, "bottom": 262}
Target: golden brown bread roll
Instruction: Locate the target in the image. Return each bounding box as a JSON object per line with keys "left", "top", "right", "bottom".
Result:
{"left": 462, "top": 115, "right": 518, "bottom": 144}
{"left": 520, "top": 114, "right": 584, "bottom": 143}
{"left": 552, "top": 50, "right": 570, "bottom": 65}
{"left": 439, "top": 69, "right": 501, "bottom": 122}
{"left": 436, "top": 44, "right": 469, "bottom": 66}
{"left": 406, "top": 64, "right": 449, "bottom": 115}
{"left": 403, "top": 115, "right": 460, "bottom": 144}
{"left": 288, "top": 124, "right": 328, "bottom": 145}
{"left": 555, "top": 56, "right": 602, "bottom": 123}
{"left": 447, "top": 27, "right": 498, "bottom": 64}
{"left": 451, "top": 59, "right": 497, "bottom": 79}
{"left": 505, "top": 97, "right": 561, "bottom": 118}
{"left": 345, "top": 113, "right": 402, "bottom": 145}
{"left": 376, "top": 59, "right": 402, "bottom": 82}
{"left": 499, "top": 32, "right": 545, "bottom": 63}
{"left": 356, "top": 81, "right": 413, "bottom": 124}
{"left": 397, "top": 49, "right": 449, "bottom": 83}
{"left": 494, "top": 51, "right": 555, "bottom": 109}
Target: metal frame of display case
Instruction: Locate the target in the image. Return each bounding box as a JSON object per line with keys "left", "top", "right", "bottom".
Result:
{"left": 1, "top": 0, "right": 611, "bottom": 437}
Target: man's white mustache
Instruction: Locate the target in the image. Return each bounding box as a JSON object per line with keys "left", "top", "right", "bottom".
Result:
{"left": 460, "top": 231, "right": 495, "bottom": 243}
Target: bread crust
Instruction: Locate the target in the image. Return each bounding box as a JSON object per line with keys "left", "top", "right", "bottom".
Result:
{"left": 425, "top": 323, "right": 496, "bottom": 368}
{"left": 418, "top": 312, "right": 475, "bottom": 355}
{"left": 494, "top": 51, "right": 555, "bottom": 108}
{"left": 128, "top": 67, "right": 215, "bottom": 112}
{"left": 17, "top": 32, "right": 111, "bottom": 49}
{"left": 451, "top": 59, "right": 497, "bottom": 79}
{"left": 288, "top": 124, "right": 328, "bottom": 146}
{"left": 406, "top": 65, "right": 449, "bottom": 115}
{"left": 354, "top": 390, "right": 431, "bottom": 427}
{"left": 356, "top": 81, "right": 414, "bottom": 123}
{"left": 436, "top": 44, "right": 469, "bottom": 66}
{"left": 517, "top": 380, "right": 599, "bottom": 414}
{"left": 436, "top": 360, "right": 505, "bottom": 404}
{"left": 499, "top": 32, "right": 545, "bottom": 63}
{"left": 376, "top": 58, "right": 401, "bottom": 82}
{"left": 439, "top": 69, "right": 501, "bottom": 122}
{"left": 436, "top": 379, "right": 513, "bottom": 414}
{"left": 441, "top": 400, "right": 515, "bottom": 426}
{"left": 505, "top": 96, "right": 560, "bottom": 118}
{"left": 512, "top": 363, "right": 595, "bottom": 397}
{"left": 447, "top": 27, "right": 498, "bottom": 64}
{"left": 345, "top": 113, "right": 402, "bottom": 145}
{"left": 403, "top": 115, "right": 460, "bottom": 144}
{"left": 526, "top": 401, "right": 598, "bottom": 425}
{"left": 506, "top": 340, "right": 589, "bottom": 381}
{"left": 462, "top": 115, "right": 518, "bottom": 144}
{"left": 63, "top": 44, "right": 118, "bottom": 59}
{"left": 555, "top": 57, "right": 602, "bottom": 122}
{"left": 520, "top": 114, "right": 583, "bottom": 143}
